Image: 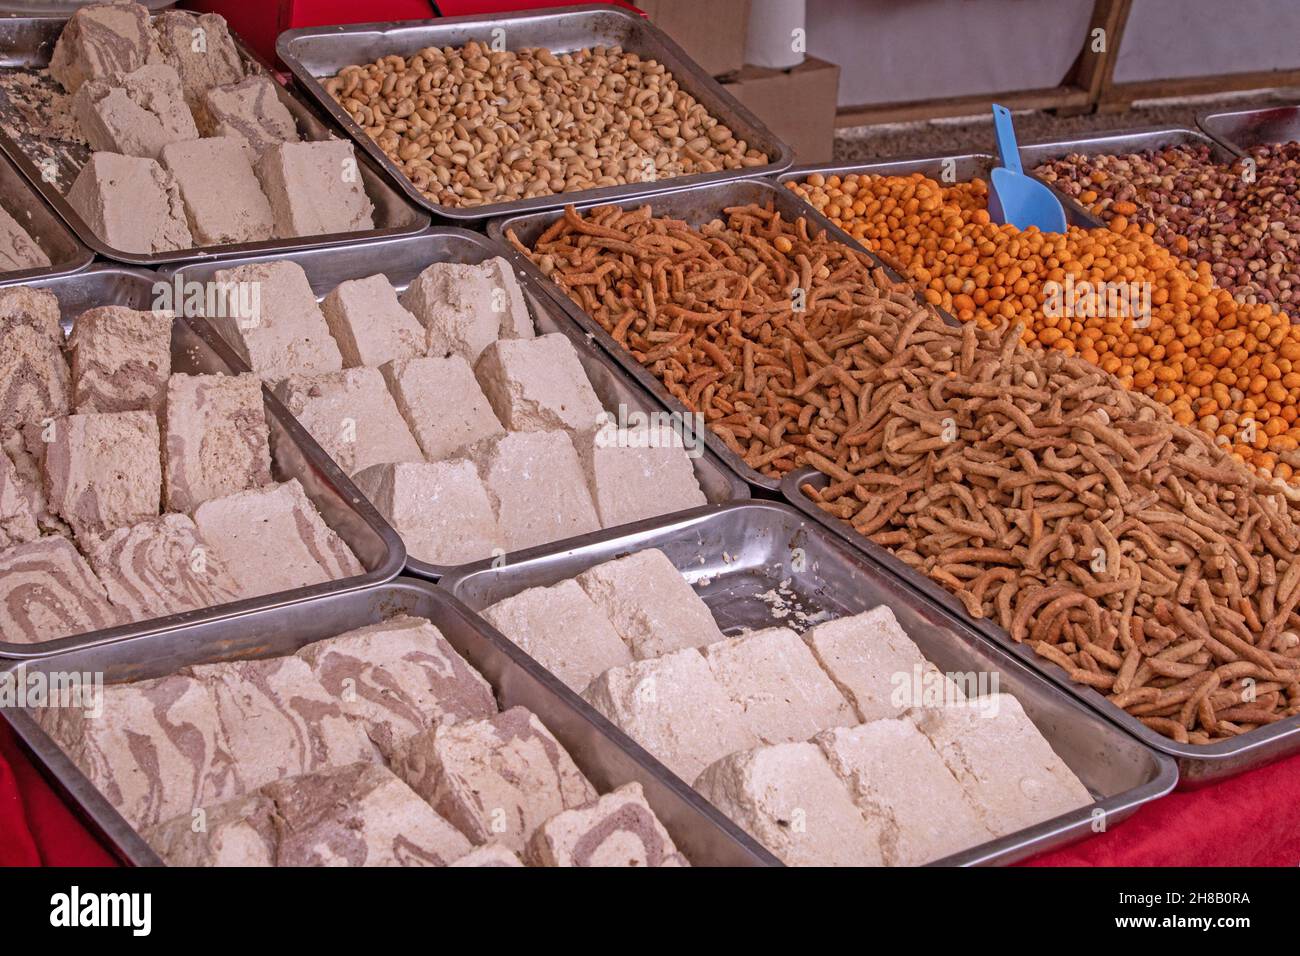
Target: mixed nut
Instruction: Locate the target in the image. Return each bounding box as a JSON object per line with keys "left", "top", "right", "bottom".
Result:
{"left": 1034, "top": 143, "right": 1300, "bottom": 311}
{"left": 324, "top": 41, "right": 768, "bottom": 208}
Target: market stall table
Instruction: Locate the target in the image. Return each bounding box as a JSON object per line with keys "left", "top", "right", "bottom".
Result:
{"left": 2, "top": 718, "right": 1297, "bottom": 866}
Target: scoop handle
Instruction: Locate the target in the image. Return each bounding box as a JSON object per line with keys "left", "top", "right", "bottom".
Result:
{"left": 992, "top": 104, "right": 1023, "bottom": 175}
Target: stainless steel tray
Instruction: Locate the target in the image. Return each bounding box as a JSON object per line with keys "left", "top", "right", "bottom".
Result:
{"left": 440, "top": 499, "right": 1178, "bottom": 866}
{"left": 781, "top": 467, "right": 1300, "bottom": 789}
{"left": 1019, "top": 125, "right": 1240, "bottom": 173}
{"left": 0, "top": 264, "right": 405, "bottom": 659}
{"left": 1199, "top": 105, "right": 1300, "bottom": 155}
{"left": 778, "top": 152, "right": 1104, "bottom": 229}
{"left": 0, "top": 16, "right": 429, "bottom": 266}
{"left": 487, "top": 177, "right": 941, "bottom": 494}
{"left": 0, "top": 146, "right": 91, "bottom": 282}
{"left": 163, "top": 226, "right": 750, "bottom": 579}
{"left": 1, "top": 576, "right": 776, "bottom": 866}
{"left": 275, "top": 4, "right": 793, "bottom": 223}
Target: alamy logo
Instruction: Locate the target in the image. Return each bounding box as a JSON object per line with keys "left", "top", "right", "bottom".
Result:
{"left": 1043, "top": 274, "right": 1151, "bottom": 326}
{"left": 152, "top": 277, "right": 263, "bottom": 329}
{"left": 592, "top": 405, "right": 707, "bottom": 459}
{"left": 889, "top": 665, "right": 1000, "bottom": 710}
{"left": 0, "top": 667, "right": 103, "bottom": 718}
{"left": 49, "top": 887, "right": 151, "bottom": 936}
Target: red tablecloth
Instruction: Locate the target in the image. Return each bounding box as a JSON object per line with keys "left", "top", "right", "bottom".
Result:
{"left": 2, "top": 718, "right": 1296, "bottom": 867}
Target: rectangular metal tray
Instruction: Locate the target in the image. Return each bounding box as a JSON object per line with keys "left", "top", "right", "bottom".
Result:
{"left": 0, "top": 264, "right": 405, "bottom": 659}
{"left": 163, "top": 226, "right": 750, "bottom": 580}
{"left": 1199, "top": 105, "right": 1300, "bottom": 155}
{"left": 0, "top": 16, "right": 430, "bottom": 267}
{"left": 780, "top": 467, "right": 1300, "bottom": 788}
{"left": 0, "top": 145, "right": 91, "bottom": 283}
{"left": 440, "top": 499, "right": 1178, "bottom": 865}
{"left": 275, "top": 4, "right": 793, "bottom": 223}
{"left": 778, "top": 152, "right": 1105, "bottom": 229}
{"left": 487, "top": 177, "right": 941, "bottom": 494}
{"left": 1018, "top": 125, "right": 1241, "bottom": 173}
{"left": 1, "top": 576, "right": 776, "bottom": 866}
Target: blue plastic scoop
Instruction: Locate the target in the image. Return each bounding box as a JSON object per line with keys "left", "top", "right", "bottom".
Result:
{"left": 988, "top": 103, "right": 1067, "bottom": 233}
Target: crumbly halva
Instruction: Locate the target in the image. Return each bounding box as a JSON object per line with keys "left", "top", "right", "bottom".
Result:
{"left": 400, "top": 258, "right": 534, "bottom": 363}
{"left": 474, "top": 333, "right": 605, "bottom": 434}
{"left": 191, "top": 479, "right": 362, "bottom": 598}
{"left": 82, "top": 512, "right": 241, "bottom": 620}
{"left": 393, "top": 706, "right": 596, "bottom": 853}
{"left": 66, "top": 152, "right": 194, "bottom": 254}
{"left": 68, "top": 305, "right": 172, "bottom": 414}
{"left": 163, "top": 372, "right": 272, "bottom": 512}
{"left": 207, "top": 260, "right": 342, "bottom": 381}
{"left": 295, "top": 615, "right": 497, "bottom": 759}
{"left": 351, "top": 459, "right": 502, "bottom": 566}
{"left": 814, "top": 719, "right": 995, "bottom": 866}
{"left": 42, "top": 410, "right": 161, "bottom": 539}
{"left": 184, "top": 655, "right": 374, "bottom": 796}
{"left": 151, "top": 9, "right": 245, "bottom": 125}
{"left": 481, "top": 578, "right": 632, "bottom": 693}
{"left": 321, "top": 274, "right": 424, "bottom": 369}
{"left": 909, "top": 694, "right": 1093, "bottom": 837}
{"left": 702, "top": 626, "right": 857, "bottom": 744}
{"left": 380, "top": 355, "right": 503, "bottom": 461}
{"left": 0, "top": 205, "right": 51, "bottom": 273}
{"left": 0, "top": 536, "right": 125, "bottom": 644}
{"left": 575, "top": 548, "right": 724, "bottom": 659}
{"left": 694, "top": 741, "right": 886, "bottom": 867}
{"left": 572, "top": 421, "right": 707, "bottom": 529}
{"left": 582, "top": 648, "right": 758, "bottom": 784}
{"left": 256, "top": 140, "right": 374, "bottom": 238}
{"left": 71, "top": 63, "right": 198, "bottom": 159}
{"left": 49, "top": 0, "right": 158, "bottom": 94}
{"left": 40, "top": 672, "right": 234, "bottom": 829}
{"left": 201, "top": 75, "right": 299, "bottom": 156}
{"left": 274, "top": 367, "right": 422, "bottom": 477}
{"left": 803, "top": 606, "right": 964, "bottom": 722}
{"left": 160, "top": 136, "right": 274, "bottom": 245}
{"left": 470, "top": 430, "right": 599, "bottom": 553}
{"left": 525, "top": 782, "right": 687, "bottom": 868}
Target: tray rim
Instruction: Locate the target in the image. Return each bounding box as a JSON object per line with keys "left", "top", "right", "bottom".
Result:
{"left": 0, "top": 14, "right": 432, "bottom": 267}
{"left": 274, "top": 2, "right": 794, "bottom": 224}
{"left": 0, "top": 146, "right": 94, "bottom": 283}
{"left": 777, "top": 150, "right": 1106, "bottom": 230}
{"left": 1197, "top": 104, "right": 1300, "bottom": 156}
{"left": 0, "top": 262, "right": 407, "bottom": 661}
{"left": 1015, "top": 123, "right": 1242, "bottom": 168}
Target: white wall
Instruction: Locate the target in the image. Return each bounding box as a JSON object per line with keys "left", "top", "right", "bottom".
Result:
{"left": 807, "top": 0, "right": 1093, "bottom": 107}
{"left": 806, "top": 0, "right": 1300, "bottom": 108}
{"left": 1114, "top": 0, "right": 1300, "bottom": 82}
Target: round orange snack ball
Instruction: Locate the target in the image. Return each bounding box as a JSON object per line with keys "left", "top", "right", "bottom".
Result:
{"left": 789, "top": 171, "right": 1300, "bottom": 482}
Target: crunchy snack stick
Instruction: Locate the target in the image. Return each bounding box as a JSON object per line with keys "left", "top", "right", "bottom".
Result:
{"left": 516, "top": 202, "right": 1300, "bottom": 744}
{"left": 510, "top": 201, "right": 918, "bottom": 480}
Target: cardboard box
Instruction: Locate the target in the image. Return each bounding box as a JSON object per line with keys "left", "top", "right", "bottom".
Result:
{"left": 637, "top": 0, "right": 751, "bottom": 78}
{"left": 723, "top": 56, "right": 840, "bottom": 164}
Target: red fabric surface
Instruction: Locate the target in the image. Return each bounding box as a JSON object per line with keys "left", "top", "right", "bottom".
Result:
{"left": 1023, "top": 750, "right": 1300, "bottom": 867}
{"left": 2, "top": 710, "right": 1297, "bottom": 866}
{"left": 0, "top": 722, "right": 116, "bottom": 867}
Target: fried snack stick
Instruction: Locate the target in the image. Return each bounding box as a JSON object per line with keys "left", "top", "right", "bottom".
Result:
{"left": 510, "top": 201, "right": 920, "bottom": 480}
{"left": 514, "top": 203, "right": 1300, "bottom": 743}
